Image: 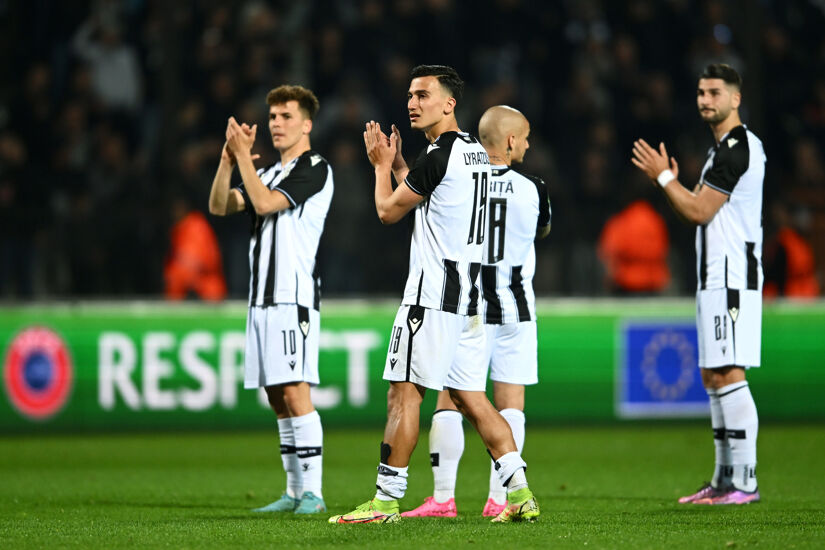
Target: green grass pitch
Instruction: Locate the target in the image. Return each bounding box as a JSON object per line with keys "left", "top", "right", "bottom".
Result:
{"left": 1, "top": 424, "right": 824, "bottom": 549}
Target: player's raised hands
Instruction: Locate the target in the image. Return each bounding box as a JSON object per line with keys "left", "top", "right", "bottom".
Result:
{"left": 363, "top": 121, "right": 396, "bottom": 169}
{"left": 631, "top": 139, "right": 679, "bottom": 184}
{"left": 225, "top": 117, "right": 258, "bottom": 160}
{"left": 390, "top": 124, "right": 407, "bottom": 173}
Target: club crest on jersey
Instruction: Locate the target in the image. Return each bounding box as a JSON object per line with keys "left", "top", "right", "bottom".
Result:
{"left": 3, "top": 326, "right": 73, "bottom": 421}
{"left": 310, "top": 154, "right": 323, "bottom": 166}
{"left": 299, "top": 321, "right": 310, "bottom": 337}
{"left": 728, "top": 306, "right": 739, "bottom": 322}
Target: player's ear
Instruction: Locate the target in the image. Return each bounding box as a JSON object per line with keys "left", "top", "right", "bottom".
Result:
{"left": 731, "top": 90, "right": 742, "bottom": 110}
{"left": 303, "top": 118, "right": 313, "bottom": 135}
{"left": 443, "top": 96, "right": 456, "bottom": 115}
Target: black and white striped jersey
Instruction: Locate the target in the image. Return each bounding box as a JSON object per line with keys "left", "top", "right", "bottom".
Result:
{"left": 481, "top": 165, "right": 551, "bottom": 324}
{"left": 402, "top": 131, "right": 490, "bottom": 315}
{"left": 236, "top": 150, "right": 333, "bottom": 309}
{"left": 696, "top": 125, "right": 766, "bottom": 291}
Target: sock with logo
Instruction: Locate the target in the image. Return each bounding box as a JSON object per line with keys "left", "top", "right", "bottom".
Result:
{"left": 718, "top": 381, "right": 758, "bottom": 492}
{"left": 494, "top": 451, "right": 528, "bottom": 496}
{"left": 488, "top": 409, "right": 525, "bottom": 504}
{"left": 292, "top": 410, "right": 323, "bottom": 498}
{"left": 707, "top": 388, "right": 733, "bottom": 489}
{"left": 277, "top": 417, "right": 302, "bottom": 498}
{"left": 375, "top": 463, "right": 409, "bottom": 501}
{"left": 429, "top": 409, "right": 464, "bottom": 503}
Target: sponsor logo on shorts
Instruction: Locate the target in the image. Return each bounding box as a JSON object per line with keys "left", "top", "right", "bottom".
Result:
{"left": 289, "top": 360, "right": 296, "bottom": 370}
{"left": 3, "top": 326, "right": 73, "bottom": 421}
{"left": 389, "top": 358, "right": 398, "bottom": 370}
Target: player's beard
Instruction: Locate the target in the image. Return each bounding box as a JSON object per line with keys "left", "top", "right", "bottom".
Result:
{"left": 700, "top": 105, "right": 731, "bottom": 124}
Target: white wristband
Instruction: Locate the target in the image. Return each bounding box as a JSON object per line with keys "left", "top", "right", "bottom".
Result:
{"left": 656, "top": 169, "right": 676, "bottom": 188}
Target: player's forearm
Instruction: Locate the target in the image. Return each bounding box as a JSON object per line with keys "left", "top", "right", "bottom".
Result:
{"left": 662, "top": 181, "right": 712, "bottom": 225}
{"left": 235, "top": 153, "right": 271, "bottom": 215}
{"left": 208, "top": 159, "right": 234, "bottom": 215}
{"left": 392, "top": 165, "right": 409, "bottom": 186}
{"left": 375, "top": 166, "right": 401, "bottom": 224}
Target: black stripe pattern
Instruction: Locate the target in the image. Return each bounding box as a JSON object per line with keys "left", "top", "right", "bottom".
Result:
{"left": 509, "top": 265, "right": 531, "bottom": 322}
{"left": 481, "top": 265, "right": 502, "bottom": 324}
{"left": 441, "top": 259, "right": 461, "bottom": 314}
{"left": 467, "top": 262, "right": 481, "bottom": 316}
{"left": 746, "top": 241, "right": 758, "bottom": 290}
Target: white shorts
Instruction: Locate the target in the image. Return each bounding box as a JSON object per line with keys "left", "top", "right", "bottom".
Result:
{"left": 244, "top": 304, "right": 320, "bottom": 389}
{"left": 696, "top": 289, "right": 762, "bottom": 369}
{"left": 383, "top": 305, "right": 470, "bottom": 390}
{"left": 447, "top": 321, "right": 538, "bottom": 391}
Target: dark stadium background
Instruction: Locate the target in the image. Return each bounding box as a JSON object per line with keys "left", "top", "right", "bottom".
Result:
{"left": 1, "top": 0, "right": 823, "bottom": 300}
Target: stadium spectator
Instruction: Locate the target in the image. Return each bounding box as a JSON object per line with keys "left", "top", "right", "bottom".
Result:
{"left": 164, "top": 196, "right": 226, "bottom": 301}
{"left": 598, "top": 199, "right": 670, "bottom": 295}
{"left": 764, "top": 202, "right": 820, "bottom": 298}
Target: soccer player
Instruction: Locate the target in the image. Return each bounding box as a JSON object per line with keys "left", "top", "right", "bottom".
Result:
{"left": 632, "top": 64, "right": 765, "bottom": 505}
{"left": 402, "top": 106, "right": 550, "bottom": 518}
{"left": 208, "top": 85, "right": 333, "bottom": 514}
{"left": 330, "top": 66, "right": 539, "bottom": 524}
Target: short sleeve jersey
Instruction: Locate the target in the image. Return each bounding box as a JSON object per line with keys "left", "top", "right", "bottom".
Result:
{"left": 402, "top": 131, "right": 490, "bottom": 315}
{"left": 481, "top": 165, "right": 551, "bottom": 324}
{"left": 235, "top": 150, "right": 334, "bottom": 309}
{"left": 696, "top": 125, "right": 766, "bottom": 291}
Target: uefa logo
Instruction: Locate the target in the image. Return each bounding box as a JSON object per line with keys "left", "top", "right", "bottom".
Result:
{"left": 3, "top": 326, "right": 74, "bottom": 421}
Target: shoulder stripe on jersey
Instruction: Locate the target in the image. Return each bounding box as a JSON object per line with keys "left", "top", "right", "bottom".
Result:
{"left": 481, "top": 265, "right": 502, "bottom": 324}
{"left": 441, "top": 259, "right": 461, "bottom": 314}
{"left": 509, "top": 266, "right": 531, "bottom": 322}
{"left": 702, "top": 180, "right": 732, "bottom": 196}
{"left": 699, "top": 225, "right": 708, "bottom": 290}
{"left": 467, "top": 262, "right": 480, "bottom": 316}
{"left": 250, "top": 218, "right": 264, "bottom": 305}
{"left": 746, "top": 242, "right": 758, "bottom": 290}
{"left": 263, "top": 215, "right": 278, "bottom": 305}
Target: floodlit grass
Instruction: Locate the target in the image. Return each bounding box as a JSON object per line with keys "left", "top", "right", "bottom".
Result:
{"left": 1, "top": 425, "right": 824, "bottom": 549}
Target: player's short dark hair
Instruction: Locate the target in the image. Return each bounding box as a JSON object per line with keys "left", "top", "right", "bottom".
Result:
{"left": 410, "top": 65, "right": 464, "bottom": 102}
{"left": 266, "top": 85, "right": 320, "bottom": 119}
{"left": 699, "top": 64, "right": 742, "bottom": 90}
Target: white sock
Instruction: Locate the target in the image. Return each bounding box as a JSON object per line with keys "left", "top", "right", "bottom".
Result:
{"left": 488, "top": 409, "right": 525, "bottom": 504}
{"left": 292, "top": 410, "right": 323, "bottom": 498}
{"left": 277, "top": 417, "right": 302, "bottom": 498}
{"left": 707, "top": 388, "right": 733, "bottom": 489}
{"left": 718, "top": 381, "right": 758, "bottom": 492}
{"left": 494, "top": 451, "right": 528, "bottom": 495}
{"left": 375, "top": 463, "right": 409, "bottom": 501}
{"left": 430, "top": 409, "right": 464, "bottom": 502}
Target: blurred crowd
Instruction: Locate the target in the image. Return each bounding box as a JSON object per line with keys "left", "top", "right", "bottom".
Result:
{"left": 1, "top": 0, "right": 823, "bottom": 300}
